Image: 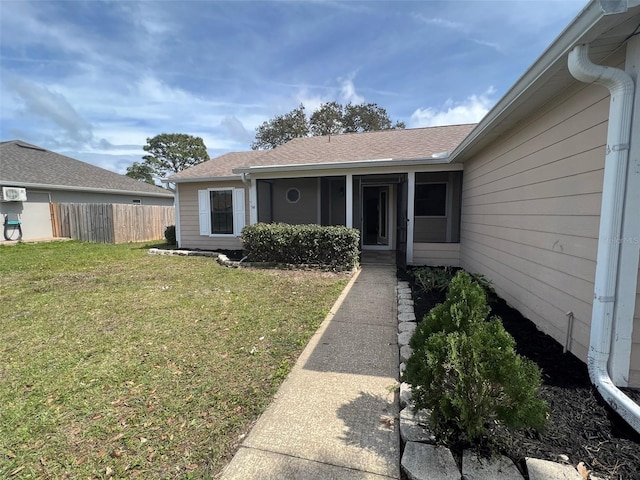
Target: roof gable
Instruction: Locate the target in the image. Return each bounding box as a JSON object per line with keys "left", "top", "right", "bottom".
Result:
{"left": 0, "top": 140, "right": 173, "bottom": 197}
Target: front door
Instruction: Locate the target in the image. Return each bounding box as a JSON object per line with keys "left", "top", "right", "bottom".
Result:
{"left": 362, "top": 186, "right": 390, "bottom": 247}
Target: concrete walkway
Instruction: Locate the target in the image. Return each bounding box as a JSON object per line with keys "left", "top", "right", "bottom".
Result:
{"left": 220, "top": 265, "right": 400, "bottom": 479}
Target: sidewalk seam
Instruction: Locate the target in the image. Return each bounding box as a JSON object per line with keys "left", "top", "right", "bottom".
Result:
{"left": 235, "top": 445, "right": 399, "bottom": 479}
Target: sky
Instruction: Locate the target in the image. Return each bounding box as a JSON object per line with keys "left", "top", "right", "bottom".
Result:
{"left": 0, "top": 0, "right": 588, "bottom": 176}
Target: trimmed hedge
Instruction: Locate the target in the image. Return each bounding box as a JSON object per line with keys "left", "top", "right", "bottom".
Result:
{"left": 241, "top": 223, "right": 360, "bottom": 270}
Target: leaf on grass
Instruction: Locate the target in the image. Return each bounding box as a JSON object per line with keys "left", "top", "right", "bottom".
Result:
{"left": 6, "top": 451, "right": 16, "bottom": 459}
{"left": 10, "top": 466, "right": 25, "bottom": 476}
{"left": 577, "top": 462, "right": 591, "bottom": 480}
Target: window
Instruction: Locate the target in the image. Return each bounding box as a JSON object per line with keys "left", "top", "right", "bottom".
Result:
{"left": 198, "top": 188, "right": 245, "bottom": 236}
{"left": 210, "top": 190, "right": 233, "bottom": 234}
{"left": 132, "top": 199, "right": 142, "bottom": 204}
{"left": 286, "top": 187, "right": 300, "bottom": 203}
{"left": 415, "top": 183, "right": 447, "bottom": 217}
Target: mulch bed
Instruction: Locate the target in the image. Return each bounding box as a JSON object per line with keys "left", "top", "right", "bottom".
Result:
{"left": 401, "top": 268, "right": 640, "bottom": 480}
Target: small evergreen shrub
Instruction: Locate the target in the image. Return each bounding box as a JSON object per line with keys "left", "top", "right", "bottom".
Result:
{"left": 164, "top": 225, "right": 176, "bottom": 245}
{"left": 403, "top": 271, "right": 547, "bottom": 444}
{"left": 241, "top": 223, "right": 360, "bottom": 270}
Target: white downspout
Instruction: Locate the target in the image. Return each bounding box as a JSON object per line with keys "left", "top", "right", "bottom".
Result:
{"left": 568, "top": 43, "right": 640, "bottom": 433}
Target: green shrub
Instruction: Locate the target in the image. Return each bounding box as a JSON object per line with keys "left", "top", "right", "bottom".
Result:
{"left": 164, "top": 225, "right": 176, "bottom": 245}
{"left": 403, "top": 271, "right": 547, "bottom": 444}
{"left": 241, "top": 223, "right": 360, "bottom": 270}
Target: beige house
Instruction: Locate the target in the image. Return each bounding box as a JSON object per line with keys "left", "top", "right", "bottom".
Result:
{"left": 171, "top": 1, "right": 640, "bottom": 431}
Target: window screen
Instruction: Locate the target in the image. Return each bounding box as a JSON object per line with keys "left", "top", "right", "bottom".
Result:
{"left": 415, "top": 183, "right": 447, "bottom": 217}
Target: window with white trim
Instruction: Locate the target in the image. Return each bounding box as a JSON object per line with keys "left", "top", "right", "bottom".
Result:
{"left": 198, "top": 188, "right": 245, "bottom": 236}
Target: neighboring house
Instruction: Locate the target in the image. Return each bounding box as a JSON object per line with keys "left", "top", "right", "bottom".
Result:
{"left": 0, "top": 140, "right": 174, "bottom": 241}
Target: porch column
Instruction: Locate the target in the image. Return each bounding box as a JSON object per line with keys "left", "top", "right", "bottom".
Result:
{"left": 407, "top": 171, "right": 415, "bottom": 264}
{"left": 248, "top": 177, "right": 258, "bottom": 225}
{"left": 345, "top": 173, "right": 353, "bottom": 228}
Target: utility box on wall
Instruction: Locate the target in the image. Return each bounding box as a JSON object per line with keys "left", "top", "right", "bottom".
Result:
{"left": 1, "top": 187, "right": 27, "bottom": 202}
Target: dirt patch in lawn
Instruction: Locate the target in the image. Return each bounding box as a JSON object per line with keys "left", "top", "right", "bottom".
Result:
{"left": 400, "top": 268, "right": 640, "bottom": 480}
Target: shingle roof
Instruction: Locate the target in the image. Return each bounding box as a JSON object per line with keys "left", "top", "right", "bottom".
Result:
{"left": 170, "top": 124, "right": 476, "bottom": 181}
{"left": 0, "top": 140, "right": 173, "bottom": 197}
{"left": 169, "top": 150, "right": 267, "bottom": 180}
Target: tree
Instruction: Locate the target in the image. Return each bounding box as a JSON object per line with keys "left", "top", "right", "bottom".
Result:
{"left": 342, "top": 103, "right": 405, "bottom": 133}
{"left": 309, "top": 101, "right": 343, "bottom": 136}
{"left": 251, "top": 105, "right": 309, "bottom": 150}
{"left": 125, "top": 161, "right": 156, "bottom": 184}
{"left": 252, "top": 102, "right": 405, "bottom": 150}
{"left": 141, "top": 133, "right": 209, "bottom": 177}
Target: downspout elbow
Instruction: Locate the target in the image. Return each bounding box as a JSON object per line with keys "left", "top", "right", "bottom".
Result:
{"left": 241, "top": 172, "right": 250, "bottom": 187}
{"left": 568, "top": 43, "right": 640, "bottom": 434}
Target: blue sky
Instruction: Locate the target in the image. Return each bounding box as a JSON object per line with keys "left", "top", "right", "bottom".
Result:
{"left": 1, "top": 0, "right": 587, "bottom": 175}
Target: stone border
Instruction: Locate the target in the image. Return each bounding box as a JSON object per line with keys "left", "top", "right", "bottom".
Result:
{"left": 148, "top": 248, "right": 357, "bottom": 272}
{"left": 395, "top": 280, "right": 598, "bottom": 480}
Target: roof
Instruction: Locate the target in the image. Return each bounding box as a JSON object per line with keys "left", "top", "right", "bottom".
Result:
{"left": 450, "top": 0, "right": 640, "bottom": 163}
{"left": 170, "top": 124, "right": 476, "bottom": 182}
{"left": 169, "top": 150, "right": 267, "bottom": 181}
{"left": 0, "top": 140, "right": 174, "bottom": 197}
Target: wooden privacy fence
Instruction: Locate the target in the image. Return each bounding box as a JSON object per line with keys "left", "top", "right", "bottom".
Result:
{"left": 50, "top": 203, "right": 175, "bottom": 244}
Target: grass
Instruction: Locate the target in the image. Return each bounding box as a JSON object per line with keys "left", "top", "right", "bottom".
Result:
{"left": 0, "top": 241, "right": 348, "bottom": 479}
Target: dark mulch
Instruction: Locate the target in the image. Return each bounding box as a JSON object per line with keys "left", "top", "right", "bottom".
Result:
{"left": 400, "top": 268, "right": 640, "bottom": 480}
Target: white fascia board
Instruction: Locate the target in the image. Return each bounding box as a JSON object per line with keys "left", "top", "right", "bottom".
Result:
{"left": 232, "top": 156, "right": 452, "bottom": 175}
{"left": 449, "top": 0, "right": 621, "bottom": 163}
{"left": 169, "top": 175, "right": 242, "bottom": 184}
{"left": 238, "top": 162, "right": 462, "bottom": 181}
{"left": 0, "top": 180, "right": 174, "bottom": 197}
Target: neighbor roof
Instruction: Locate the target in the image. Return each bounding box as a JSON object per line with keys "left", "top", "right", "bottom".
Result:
{"left": 0, "top": 140, "right": 174, "bottom": 197}
{"left": 170, "top": 124, "right": 476, "bottom": 182}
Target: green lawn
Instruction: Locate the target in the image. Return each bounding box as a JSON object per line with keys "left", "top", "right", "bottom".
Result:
{"left": 0, "top": 241, "right": 348, "bottom": 479}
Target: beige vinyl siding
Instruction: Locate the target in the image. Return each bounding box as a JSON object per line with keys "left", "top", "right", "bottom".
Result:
{"left": 177, "top": 181, "right": 247, "bottom": 250}
{"left": 460, "top": 76, "right": 612, "bottom": 368}
{"left": 413, "top": 243, "right": 460, "bottom": 266}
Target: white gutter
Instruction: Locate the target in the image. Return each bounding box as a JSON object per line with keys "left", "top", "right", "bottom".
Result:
{"left": 568, "top": 43, "right": 640, "bottom": 433}
{"left": 231, "top": 156, "right": 452, "bottom": 175}
{"left": 169, "top": 175, "right": 242, "bottom": 184}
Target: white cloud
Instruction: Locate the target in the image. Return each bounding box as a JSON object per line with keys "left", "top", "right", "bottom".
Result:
{"left": 411, "top": 14, "right": 464, "bottom": 31}
{"left": 4, "top": 75, "right": 93, "bottom": 144}
{"left": 137, "top": 76, "right": 193, "bottom": 104}
{"left": 219, "top": 116, "right": 253, "bottom": 145}
{"left": 410, "top": 87, "right": 496, "bottom": 127}
{"left": 295, "top": 89, "right": 328, "bottom": 114}
{"left": 339, "top": 74, "right": 364, "bottom": 105}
